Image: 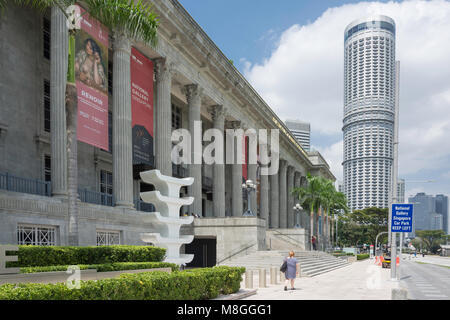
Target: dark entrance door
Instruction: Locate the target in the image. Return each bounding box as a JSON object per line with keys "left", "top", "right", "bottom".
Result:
{"left": 185, "top": 237, "right": 217, "bottom": 268}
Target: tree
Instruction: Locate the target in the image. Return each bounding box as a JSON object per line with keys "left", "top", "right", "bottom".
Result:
{"left": 415, "top": 230, "right": 447, "bottom": 254}
{"left": 292, "top": 173, "right": 323, "bottom": 251}
{"left": 2, "top": 0, "right": 158, "bottom": 245}
{"left": 347, "top": 207, "right": 388, "bottom": 247}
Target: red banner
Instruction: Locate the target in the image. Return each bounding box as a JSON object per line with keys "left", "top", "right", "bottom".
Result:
{"left": 75, "top": 7, "right": 109, "bottom": 150}
{"left": 131, "top": 47, "right": 154, "bottom": 166}
{"left": 242, "top": 136, "right": 248, "bottom": 182}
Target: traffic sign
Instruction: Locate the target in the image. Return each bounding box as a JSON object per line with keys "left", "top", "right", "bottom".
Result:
{"left": 391, "top": 204, "right": 413, "bottom": 233}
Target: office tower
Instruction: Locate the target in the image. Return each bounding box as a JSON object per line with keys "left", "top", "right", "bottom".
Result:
{"left": 397, "top": 179, "right": 405, "bottom": 203}
{"left": 285, "top": 120, "right": 311, "bottom": 152}
{"left": 435, "top": 194, "right": 449, "bottom": 234}
{"left": 343, "top": 16, "right": 397, "bottom": 211}
{"left": 408, "top": 192, "right": 435, "bottom": 236}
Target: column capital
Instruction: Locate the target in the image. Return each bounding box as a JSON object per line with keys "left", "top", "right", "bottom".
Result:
{"left": 225, "top": 120, "right": 241, "bottom": 130}
{"left": 154, "top": 57, "right": 177, "bottom": 81}
{"left": 279, "top": 159, "right": 288, "bottom": 170}
{"left": 182, "top": 83, "right": 203, "bottom": 103}
{"left": 208, "top": 105, "right": 226, "bottom": 121}
{"left": 113, "top": 32, "right": 131, "bottom": 55}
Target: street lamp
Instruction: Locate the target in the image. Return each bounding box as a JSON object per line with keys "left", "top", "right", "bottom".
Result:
{"left": 293, "top": 203, "right": 303, "bottom": 228}
{"left": 242, "top": 180, "right": 257, "bottom": 216}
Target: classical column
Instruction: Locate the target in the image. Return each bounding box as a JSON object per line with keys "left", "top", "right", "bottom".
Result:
{"left": 294, "top": 171, "right": 302, "bottom": 227}
{"left": 210, "top": 105, "right": 226, "bottom": 217}
{"left": 50, "top": 7, "right": 68, "bottom": 198}
{"left": 112, "top": 33, "right": 134, "bottom": 208}
{"left": 247, "top": 133, "right": 258, "bottom": 216}
{"left": 229, "top": 121, "right": 243, "bottom": 217}
{"left": 154, "top": 58, "right": 173, "bottom": 176}
{"left": 287, "top": 166, "right": 295, "bottom": 228}
{"left": 260, "top": 168, "right": 269, "bottom": 226}
{"left": 184, "top": 84, "right": 202, "bottom": 216}
{"left": 278, "top": 160, "right": 288, "bottom": 228}
{"left": 269, "top": 170, "right": 279, "bottom": 228}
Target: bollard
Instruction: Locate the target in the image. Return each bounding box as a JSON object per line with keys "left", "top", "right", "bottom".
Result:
{"left": 270, "top": 267, "right": 277, "bottom": 284}
{"left": 259, "top": 269, "right": 266, "bottom": 288}
{"left": 245, "top": 270, "right": 253, "bottom": 289}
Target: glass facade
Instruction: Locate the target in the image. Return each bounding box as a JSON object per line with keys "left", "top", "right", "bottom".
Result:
{"left": 345, "top": 20, "right": 395, "bottom": 42}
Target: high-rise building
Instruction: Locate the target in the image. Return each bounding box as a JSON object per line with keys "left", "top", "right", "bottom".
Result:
{"left": 397, "top": 178, "right": 405, "bottom": 203}
{"left": 285, "top": 120, "right": 311, "bottom": 152}
{"left": 435, "top": 194, "right": 449, "bottom": 234}
{"left": 343, "top": 16, "right": 397, "bottom": 211}
{"left": 408, "top": 192, "right": 435, "bottom": 237}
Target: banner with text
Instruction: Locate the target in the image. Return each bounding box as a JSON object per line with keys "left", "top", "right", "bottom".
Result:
{"left": 131, "top": 47, "right": 154, "bottom": 166}
{"left": 75, "top": 7, "right": 109, "bottom": 150}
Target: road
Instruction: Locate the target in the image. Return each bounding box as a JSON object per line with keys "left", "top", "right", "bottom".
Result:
{"left": 399, "top": 257, "right": 450, "bottom": 300}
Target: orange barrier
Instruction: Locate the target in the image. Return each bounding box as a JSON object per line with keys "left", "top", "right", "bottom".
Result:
{"left": 396, "top": 257, "right": 399, "bottom": 266}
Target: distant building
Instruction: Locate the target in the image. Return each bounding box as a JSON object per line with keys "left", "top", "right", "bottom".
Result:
{"left": 408, "top": 192, "right": 449, "bottom": 236}
{"left": 285, "top": 120, "right": 311, "bottom": 152}
{"left": 408, "top": 192, "right": 435, "bottom": 236}
{"left": 397, "top": 179, "right": 405, "bottom": 203}
{"left": 430, "top": 213, "right": 443, "bottom": 231}
{"left": 435, "top": 194, "right": 448, "bottom": 234}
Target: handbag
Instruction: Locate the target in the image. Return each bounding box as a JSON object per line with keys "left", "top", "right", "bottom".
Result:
{"left": 280, "top": 259, "right": 287, "bottom": 273}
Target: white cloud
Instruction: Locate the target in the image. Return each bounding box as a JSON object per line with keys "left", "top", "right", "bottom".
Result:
{"left": 313, "top": 140, "right": 344, "bottom": 182}
{"left": 243, "top": 0, "right": 450, "bottom": 181}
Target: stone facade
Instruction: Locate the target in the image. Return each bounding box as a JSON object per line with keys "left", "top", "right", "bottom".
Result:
{"left": 0, "top": 1, "right": 334, "bottom": 260}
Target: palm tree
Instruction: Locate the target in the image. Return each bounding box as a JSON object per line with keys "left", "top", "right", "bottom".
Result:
{"left": 329, "top": 190, "right": 349, "bottom": 248}
{"left": 292, "top": 173, "right": 323, "bottom": 251}
{"left": 319, "top": 178, "right": 336, "bottom": 250}
{"left": 2, "top": 0, "right": 158, "bottom": 245}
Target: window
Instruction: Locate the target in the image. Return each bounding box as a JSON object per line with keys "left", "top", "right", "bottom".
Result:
{"left": 17, "top": 224, "right": 57, "bottom": 246}
{"left": 96, "top": 230, "right": 120, "bottom": 246}
{"left": 100, "top": 170, "right": 113, "bottom": 206}
{"left": 44, "top": 155, "right": 51, "bottom": 182}
{"left": 44, "top": 79, "right": 51, "bottom": 132}
{"left": 43, "top": 17, "right": 51, "bottom": 60}
{"left": 172, "top": 105, "right": 182, "bottom": 130}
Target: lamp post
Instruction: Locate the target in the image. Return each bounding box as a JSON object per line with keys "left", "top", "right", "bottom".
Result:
{"left": 242, "top": 180, "right": 257, "bottom": 216}
{"left": 293, "top": 203, "right": 303, "bottom": 228}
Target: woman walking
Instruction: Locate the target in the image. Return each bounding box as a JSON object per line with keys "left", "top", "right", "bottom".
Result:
{"left": 283, "top": 251, "right": 299, "bottom": 291}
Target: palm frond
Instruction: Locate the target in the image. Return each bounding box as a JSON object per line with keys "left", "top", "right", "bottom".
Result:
{"left": 85, "top": 0, "right": 158, "bottom": 47}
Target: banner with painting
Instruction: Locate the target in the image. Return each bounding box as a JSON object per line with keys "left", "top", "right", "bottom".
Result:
{"left": 75, "top": 6, "right": 109, "bottom": 150}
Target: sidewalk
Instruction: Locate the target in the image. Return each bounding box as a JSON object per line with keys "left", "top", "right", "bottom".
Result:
{"left": 240, "top": 259, "right": 399, "bottom": 300}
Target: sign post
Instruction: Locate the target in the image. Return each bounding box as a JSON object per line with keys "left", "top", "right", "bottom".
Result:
{"left": 391, "top": 204, "right": 413, "bottom": 279}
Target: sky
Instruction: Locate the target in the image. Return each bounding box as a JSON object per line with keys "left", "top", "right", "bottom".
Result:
{"left": 178, "top": 0, "right": 450, "bottom": 201}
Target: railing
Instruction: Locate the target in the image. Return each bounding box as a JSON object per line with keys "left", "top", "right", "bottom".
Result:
{"left": 0, "top": 172, "right": 51, "bottom": 197}
{"left": 134, "top": 199, "right": 155, "bottom": 213}
{"left": 78, "top": 188, "right": 114, "bottom": 207}
{"left": 217, "top": 242, "right": 257, "bottom": 265}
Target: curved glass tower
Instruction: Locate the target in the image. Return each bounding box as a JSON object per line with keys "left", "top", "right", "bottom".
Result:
{"left": 343, "top": 16, "right": 396, "bottom": 211}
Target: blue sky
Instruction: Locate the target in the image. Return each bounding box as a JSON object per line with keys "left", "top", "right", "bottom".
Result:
{"left": 178, "top": 0, "right": 450, "bottom": 207}
{"left": 179, "top": 0, "right": 394, "bottom": 68}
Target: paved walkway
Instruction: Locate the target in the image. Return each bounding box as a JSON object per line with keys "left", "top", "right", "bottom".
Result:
{"left": 402, "top": 254, "right": 450, "bottom": 267}
{"left": 240, "top": 259, "right": 399, "bottom": 300}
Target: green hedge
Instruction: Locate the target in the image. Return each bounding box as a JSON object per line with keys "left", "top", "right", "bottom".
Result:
{"left": 20, "top": 262, "right": 178, "bottom": 274}
{"left": 357, "top": 254, "right": 370, "bottom": 260}
{"left": 7, "top": 245, "right": 166, "bottom": 267}
{"left": 0, "top": 266, "right": 245, "bottom": 300}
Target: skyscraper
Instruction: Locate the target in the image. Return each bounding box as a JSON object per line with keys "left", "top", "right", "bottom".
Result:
{"left": 435, "top": 194, "right": 449, "bottom": 234}
{"left": 285, "top": 120, "right": 311, "bottom": 152}
{"left": 343, "top": 16, "right": 397, "bottom": 211}
{"left": 397, "top": 178, "right": 405, "bottom": 203}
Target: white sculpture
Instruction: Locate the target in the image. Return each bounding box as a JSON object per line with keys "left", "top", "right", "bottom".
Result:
{"left": 139, "top": 170, "right": 195, "bottom": 265}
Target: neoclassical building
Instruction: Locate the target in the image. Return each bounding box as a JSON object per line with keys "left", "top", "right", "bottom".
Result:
{"left": 0, "top": 0, "right": 334, "bottom": 266}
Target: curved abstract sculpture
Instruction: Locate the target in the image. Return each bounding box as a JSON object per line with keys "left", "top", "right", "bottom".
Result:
{"left": 139, "top": 169, "right": 195, "bottom": 265}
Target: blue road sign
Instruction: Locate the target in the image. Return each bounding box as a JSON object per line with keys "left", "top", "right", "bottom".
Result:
{"left": 391, "top": 204, "right": 413, "bottom": 233}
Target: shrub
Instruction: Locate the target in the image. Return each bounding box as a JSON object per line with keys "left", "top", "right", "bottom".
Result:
{"left": 357, "top": 254, "right": 370, "bottom": 260}
{"left": 0, "top": 266, "right": 245, "bottom": 300}
{"left": 7, "top": 245, "right": 166, "bottom": 267}
{"left": 19, "top": 262, "right": 178, "bottom": 274}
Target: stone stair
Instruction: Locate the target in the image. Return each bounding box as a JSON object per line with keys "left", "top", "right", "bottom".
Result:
{"left": 218, "top": 250, "right": 351, "bottom": 277}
